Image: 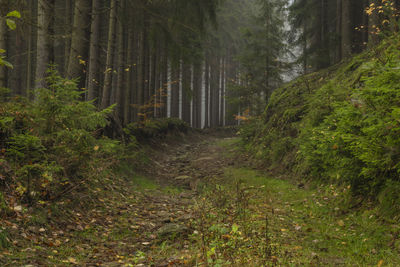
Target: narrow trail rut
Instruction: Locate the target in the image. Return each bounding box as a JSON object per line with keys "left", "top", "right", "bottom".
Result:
{"left": 126, "top": 134, "right": 236, "bottom": 266}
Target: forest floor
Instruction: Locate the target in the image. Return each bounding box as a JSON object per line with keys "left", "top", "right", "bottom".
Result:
{"left": 2, "top": 131, "right": 400, "bottom": 266}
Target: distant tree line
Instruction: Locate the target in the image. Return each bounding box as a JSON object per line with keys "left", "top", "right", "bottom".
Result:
{"left": 290, "top": 0, "right": 400, "bottom": 72}
{"left": 0, "top": 0, "right": 249, "bottom": 129}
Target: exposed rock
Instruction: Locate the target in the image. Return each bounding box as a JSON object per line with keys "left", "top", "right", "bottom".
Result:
{"left": 157, "top": 223, "right": 189, "bottom": 238}
{"left": 193, "top": 157, "right": 214, "bottom": 162}
{"left": 174, "top": 175, "right": 191, "bottom": 181}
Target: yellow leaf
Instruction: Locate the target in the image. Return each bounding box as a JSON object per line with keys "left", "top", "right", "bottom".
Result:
{"left": 68, "top": 257, "right": 78, "bottom": 264}
{"left": 338, "top": 220, "right": 345, "bottom": 227}
{"left": 93, "top": 145, "right": 99, "bottom": 151}
{"left": 377, "top": 260, "right": 384, "bottom": 267}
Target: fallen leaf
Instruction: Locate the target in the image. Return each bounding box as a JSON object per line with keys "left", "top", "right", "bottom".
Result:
{"left": 68, "top": 257, "right": 78, "bottom": 264}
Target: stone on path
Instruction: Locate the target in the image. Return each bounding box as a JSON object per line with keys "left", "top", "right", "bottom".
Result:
{"left": 157, "top": 223, "right": 189, "bottom": 238}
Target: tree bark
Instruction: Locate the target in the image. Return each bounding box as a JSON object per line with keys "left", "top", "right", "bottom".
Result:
{"left": 67, "top": 0, "right": 90, "bottom": 83}
{"left": 341, "top": 0, "right": 353, "bottom": 58}
{"left": 115, "top": 0, "right": 126, "bottom": 120}
{"left": 210, "top": 55, "right": 220, "bottom": 127}
{"left": 170, "top": 59, "right": 180, "bottom": 118}
{"left": 204, "top": 56, "right": 209, "bottom": 128}
{"left": 35, "top": 0, "right": 52, "bottom": 89}
{"left": 335, "top": 0, "right": 342, "bottom": 62}
{"left": 63, "top": 0, "right": 72, "bottom": 74}
{"left": 193, "top": 62, "right": 202, "bottom": 128}
{"left": 181, "top": 61, "right": 191, "bottom": 124}
{"left": 220, "top": 57, "right": 225, "bottom": 127}
{"left": 160, "top": 41, "right": 168, "bottom": 118}
{"left": 87, "top": 0, "right": 101, "bottom": 102}
{"left": 124, "top": 21, "right": 135, "bottom": 125}
{"left": 100, "top": 0, "right": 117, "bottom": 109}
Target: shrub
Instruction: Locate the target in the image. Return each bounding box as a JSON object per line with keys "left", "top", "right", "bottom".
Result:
{"left": 1, "top": 67, "right": 118, "bottom": 203}
{"left": 240, "top": 34, "right": 400, "bottom": 211}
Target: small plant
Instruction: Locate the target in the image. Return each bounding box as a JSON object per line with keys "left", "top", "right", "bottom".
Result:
{"left": 0, "top": 227, "right": 9, "bottom": 249}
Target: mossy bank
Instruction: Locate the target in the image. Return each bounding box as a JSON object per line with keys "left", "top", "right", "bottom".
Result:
{"left": 240, "top": 34, "right": 400, "bottom": 220}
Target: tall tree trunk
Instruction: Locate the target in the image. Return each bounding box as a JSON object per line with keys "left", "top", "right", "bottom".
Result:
{"left": 160, "top": 41, "right": 168, "bottom": 118}
{"left": 341, "top": 0, "right": 353, "bottom": 58}
{"left": 335, "top": 0, "right": 342, "bottom": 62}
{"left": 100, "top": 0, "right": 117, "bottom": 109}
{"left": 131, "top": 28, "right": 139, "bottom": 122}
{"left": 124, "top": 22, "right": 134, "bottom": 125}
{"left": 141, "top": 16, "right": 150, "bottom": 117}
{"left": 193, "top": 62, "right": 202, "bottom": 128}
{"left": 136, "top": 29, "right": 145, "bottom": 120}
{"left": 170, "top": 59, "right": 180, "bottom": 118}
{"left": 150, "top": 43, "right": 157, "bottom": 118}
{"left": 64, "top": 0, "right": 72, "bottom": 73}
{"left": 35, "top": 0, "right": 52, "bottom": 89}
{"left": 204, "top": 56, "right": 209, "bottom": 128}
{"left": 154, "top": 44, "right": 161, "bottom": 118}
{"left": 220, "top": 58, "right": 225, "bottom": 127}
{"left": 210, "top": 54, "right": 220, "bottom": 128}
{"left": 87, "top": 0, "right": 101, "bottom": 102}
{"left": 181, "top": 61, "right": 191, "bottom": 124}
{"left": 26, "top": 0, "right": 34, "bottom": 97}
{"left": 67, "top": 0, "right": 90, "bottom": 83}
{"left": 115, "top": 0, "right": 126, "bottom": 120}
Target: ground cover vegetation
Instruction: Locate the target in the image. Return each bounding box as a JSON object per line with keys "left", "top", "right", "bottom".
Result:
{"left": 240, "top": 25, "right": 400, "bottom": 221}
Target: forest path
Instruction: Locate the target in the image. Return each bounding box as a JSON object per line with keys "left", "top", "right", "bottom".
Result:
{"left": 128, "top": 133, "right": 237, "bottom": 266}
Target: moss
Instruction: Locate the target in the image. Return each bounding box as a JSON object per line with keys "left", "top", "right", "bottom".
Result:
{"left": 241, "top": 33, "right": 400, "bottom": 217}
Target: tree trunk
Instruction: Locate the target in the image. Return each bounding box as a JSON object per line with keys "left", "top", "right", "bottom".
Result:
{"left": 136, "top": 29, "right": 145, "bottom": 120}
{"left": 124, "top": 22, "right": 134, "bottom": 125}
{"left": 335, "top": 0, "right": 342, "bottom": 62}
{"left": 181, "top": 61, "right": 191, "bottom": 124}
{"left": 64, "top": 0, "right": 72, "bottom": 74}
{"left": 150, "top": 43, "right": 157, "bottom": 118}
{"left": 100, "top": 0, "right": 117, "bottom": 109}
{"left": 170, "top": 59, "right": 180, "bottom": 118}
{"left": 115, "top": 0, "right": 126, "bottom": 120}
{"left": 87, "top": 0, "right": 101, "bottom": 102}
{"left": 35, "top": 0, "right": 52, "bottom": 89}
{"left": 131, "top": 28, "right": 139, "bottom": 122}
{"left": 210, "top": 55, "right": 220, "bottom": 128}
{"left": 154, "top": 44, "right": 161, "bottom": 118}
{"left": 220, "top": 58, "right": 225, "bottom": 127}
{"left": 193, "top": 62, "right": 202, "bottom": 128}
{"left": 341, "top": 0, "right": 352, "bottom": 58}
{"left": 204, "top": 56, "right": 209, "bottom": 128}
{"left": 142, "top": 17, "right": 150, "bottom": 118}
{"left": 67, "top": 0, "right": 90, "bottom": 83}
{"left": 160, "top": 41, "right": 168, "bottom": 118}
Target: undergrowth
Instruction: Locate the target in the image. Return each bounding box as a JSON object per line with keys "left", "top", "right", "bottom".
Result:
{"left": 192, "top": 164, "right": 400, "bottom": 266}
{"left": 240, "top": 34, "right": 400, "bottom": 219}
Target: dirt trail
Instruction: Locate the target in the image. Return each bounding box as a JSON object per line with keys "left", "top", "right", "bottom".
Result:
{"left": 131, "top": 134, "right": 235, "bottom": 266}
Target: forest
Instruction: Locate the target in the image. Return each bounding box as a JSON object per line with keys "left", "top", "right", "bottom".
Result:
{"left": 1, "top": 0, "right": 400, "bottom": 266}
